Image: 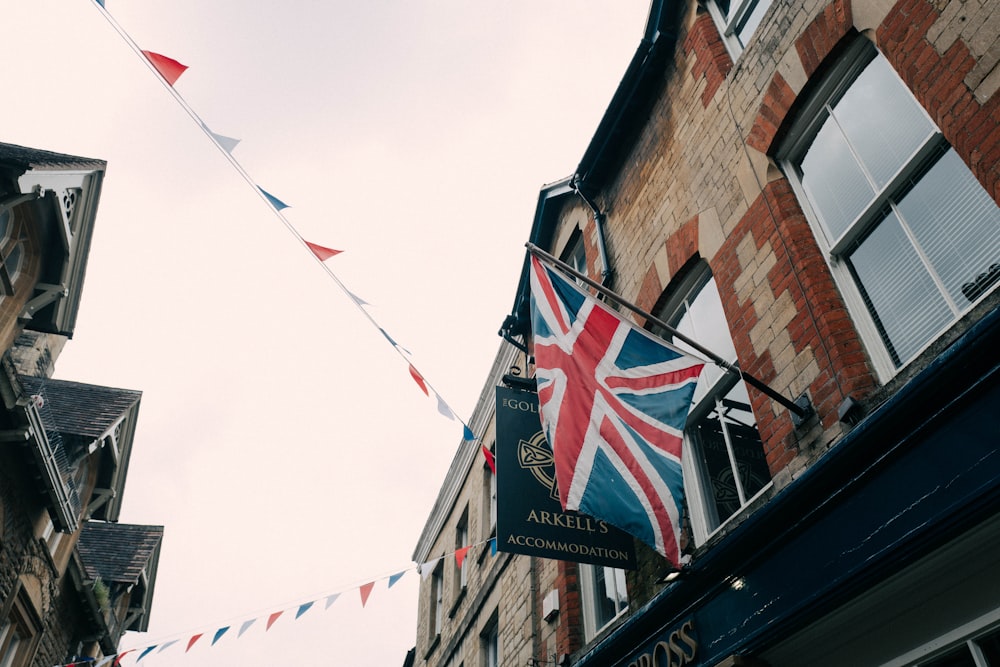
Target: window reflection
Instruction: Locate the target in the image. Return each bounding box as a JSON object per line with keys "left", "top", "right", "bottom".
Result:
{"left": 787, "top": 44, "right": 1000, "bottom": 374}
{"left": 652, "top": 263, "right": 771, "bottom": 539}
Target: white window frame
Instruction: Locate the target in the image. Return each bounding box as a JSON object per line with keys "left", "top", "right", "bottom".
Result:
{"left": 580, "top": 564, "right": 629, "bottom": 641}
{"left": 778, "top": 40, "right": 1000, "bottom": 381}
{"left": 430, "top": 564, "right": 444, "bottom": 638}
{"left": 704, "top": 0, "right": 775, "bottom": 58}
{"left": 455, "top": 508, "right": 469, "bottom": 591}
{"left": 882, "top": 609, "right": 1000, "bottom": 667}
{"left": 652, "top": 264, "right": 773, "bottom": 544}
{"left": 482, "top": 454, "right": 497, "bottom": 540}
{"left": 481, "top": 616, "right": 499, "bottom": 667}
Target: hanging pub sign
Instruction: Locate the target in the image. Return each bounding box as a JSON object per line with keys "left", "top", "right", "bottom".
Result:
{"left": 495, "top": 385, "right": 636, "bottom": 569}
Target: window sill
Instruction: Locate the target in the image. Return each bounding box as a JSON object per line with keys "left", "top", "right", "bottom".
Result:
{"left": 448, "top": 587, "right": 467, "bottom": 619}
{"left": 423, "top": 634, "right": 440, "bottom": 661}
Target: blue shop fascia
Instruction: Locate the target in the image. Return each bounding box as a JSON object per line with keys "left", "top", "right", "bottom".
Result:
{"left": 574, "top": 306, "right": 1000, "bottom": 667}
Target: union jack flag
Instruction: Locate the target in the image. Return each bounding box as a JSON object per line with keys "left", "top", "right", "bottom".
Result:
{"left": 529, "top": 256, "right": 705, "bottom": 566}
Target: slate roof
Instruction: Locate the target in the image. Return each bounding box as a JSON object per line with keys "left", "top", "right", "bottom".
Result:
{"left": 0, "top": 142, "right": 106, "bottom": 172}
{"left": 20, "top": 376, "right": 140, "bottom": 439}
{"left": 77, "top": 522, "right": 163, "bottom": 585}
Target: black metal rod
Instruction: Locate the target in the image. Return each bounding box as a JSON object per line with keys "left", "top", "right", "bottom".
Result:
{"left": 526, "top": 243, "right": 809, "bottom": 418}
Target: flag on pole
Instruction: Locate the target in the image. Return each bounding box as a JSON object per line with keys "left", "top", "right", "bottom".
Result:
{"left": 528, "top": 255, "right": 704, "bottom": 567}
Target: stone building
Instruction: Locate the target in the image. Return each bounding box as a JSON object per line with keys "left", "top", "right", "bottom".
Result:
{"left": 0, "top": 144, "right": 162, "bottom": 666}
{"left": 413, "top": 0, "right": 1000, "bottom": 665}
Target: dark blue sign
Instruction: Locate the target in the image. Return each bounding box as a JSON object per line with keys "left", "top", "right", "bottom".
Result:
{"left": 495, "top": 385, "right": 637, "bottom": 569}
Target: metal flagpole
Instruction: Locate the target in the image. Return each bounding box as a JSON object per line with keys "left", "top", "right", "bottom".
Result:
{"left": 526, "top": 243, "right": 812, "bottom": 420}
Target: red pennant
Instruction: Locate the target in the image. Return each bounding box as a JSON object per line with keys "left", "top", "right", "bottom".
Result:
{"left": 185, "top": 635, "right": 203, "bottom": 653}
{"left": 455, "top": 546, "right": 471, "bottom": 569}
{"left": 305, "top": 240, "right": 342, "bottom": 261}
{"left": 113, "top": 649, "right": 135, "bottom": 666}
{"left": 482, "top": 445, "right": 496, "bottom": 475}
{"left": 266, "top": 611, "right": 283, "bottom": 631}
{"left": 409, "top": 365, "right": 429, "bottom": 395}
{"left": 359, "top": 581, "right": 375, "bottom": 607}
{"left": 142, "top": 50, "right": 188, "bottom": 86}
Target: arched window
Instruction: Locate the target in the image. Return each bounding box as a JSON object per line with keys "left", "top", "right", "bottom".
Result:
{"left": 652, "top": 262, "right": 772, "bottom": 542}
{"left": 0, "top": 209, "right": 25, "bottom": 297}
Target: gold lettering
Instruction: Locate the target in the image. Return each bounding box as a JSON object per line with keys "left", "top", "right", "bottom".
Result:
{"left": 677, "top": 620, "right": 697, "bottom": 662}
{"left": 652, "top": 641, "right": 674, "bottom": 667}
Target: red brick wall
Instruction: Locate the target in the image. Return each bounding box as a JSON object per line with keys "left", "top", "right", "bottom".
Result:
{"left": 879, "top": 0, "right": 1000, "bottom": 202}
{"left": 683, "top": 12, "right": 733, "bottom": 108}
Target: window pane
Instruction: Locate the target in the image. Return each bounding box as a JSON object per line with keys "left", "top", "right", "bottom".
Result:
{"left": 834, "top": 56, "right": 936, "bottom": 190}
{"left": 920, "top": 645, "right": 977, "bottom": 667}
{"left": 897, "top": 149, "right": 1000, "bottom": 307}
{"left": 735, "top": 0, "right": 774, "bottom": 46}
{"left": 666, "top": 276, "right": 735, "bottom": 405}
{"left": 690, "top": 383, "right": 770, "bottom": 529}
{"left": 849, "top": 210, "right": 955, "bottom": 365}
{"left": 592, "top": 566, "right": 621, "bottom": 628}
{"left": 800, "top": 115, "right": 877, "bottom": 242}
{"left": 975, "top": 626, "right": 1000, "bottom": 664}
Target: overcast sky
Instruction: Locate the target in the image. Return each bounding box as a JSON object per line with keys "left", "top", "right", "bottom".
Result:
{"left": 6, "top": 1, "right": 649, "bottom": 664}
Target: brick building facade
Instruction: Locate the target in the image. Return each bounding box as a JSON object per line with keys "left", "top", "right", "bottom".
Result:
{"left": 414, "top": 1, "right": 999, "bottom": 665}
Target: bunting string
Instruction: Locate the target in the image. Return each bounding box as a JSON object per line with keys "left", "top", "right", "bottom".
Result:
{"left": 55, "top": 538, "right": 499, "bottom": 666}
{"left": 63, "top": 4, "right": 506, "bottom": 665}
{"left": 90, "top": 0, "right": 477, "bottom": 446}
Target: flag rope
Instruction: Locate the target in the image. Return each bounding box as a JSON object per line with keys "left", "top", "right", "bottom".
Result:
{"left": 89, "top": 0, "right": 477, "bottom": 442}
{"left": 54, "top": 538, "right": 499, "bottom": 666}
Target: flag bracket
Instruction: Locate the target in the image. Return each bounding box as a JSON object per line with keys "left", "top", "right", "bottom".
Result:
{"left": 526, "top": 243, "right": 813, "bottom": 421}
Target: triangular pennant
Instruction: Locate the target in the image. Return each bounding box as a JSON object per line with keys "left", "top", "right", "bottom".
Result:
{"left": 482, "top": 444, "right": 496, "bottom": 475}
{"left": 409, "top": 364, "right": 429, "bottom": 395}
{"left": 418, "top": 557, "right": 440, "bottom": 579}
{"left": 455, "top": 546, "right": 471, "bottom": 569}
{"left": 305, "top": 240, "right": 342, "bottom": 261}
{"left": 463, "top": 424, "right": 475, "bottom": 441}
{"left": 490, "top": 537, "right": 498, "bottom": 557}
{"left": 435, "top": 392, "right": 455, "bottom": 420}
{"left": 359, "top": 582, "right": 375, "bottom": 608}
{"left": 237, "top": 619, "right": 256, "bottom": 638}
{"left": 141, "top": 51, "right": 188, "bottom": 86}
{"left": 295, "top": 601, "right": 314, "bottom": 619}
{"left": 387, "top": 571, "right": 406, "bottom": 588}
{"left": 136, "top": 646, "right": 157, "bottom": 662}
{"left": 211, "top": 627, "right": 230, "bottom": 646}
{"left": 324, "top": 593, "right": 341, "bottom": 610}
{"left": 95, "top": 0, "right": 105, "bottom": 6}
{"left": 347, "top": 289, "right": 369, "bottom": 306}
{"left": 156, "top": 640, "right": 179, "bottom": 653}
{"left": 185, "top": 635, "right": 203, "bottom": 653}
{"left": 266, "top": 611, "right": 283, "bottom": 631}
{"left": 112, "top": 651, "right": 135, "bottom": 667}
{"left": 207, "top": 128, "right": 240, "bottom": 153}
{"left": 380, "top": 328, "right": 410, "bottom": 354}
{"left": 259, "top": 188, "right": 290, "bottom": 210}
